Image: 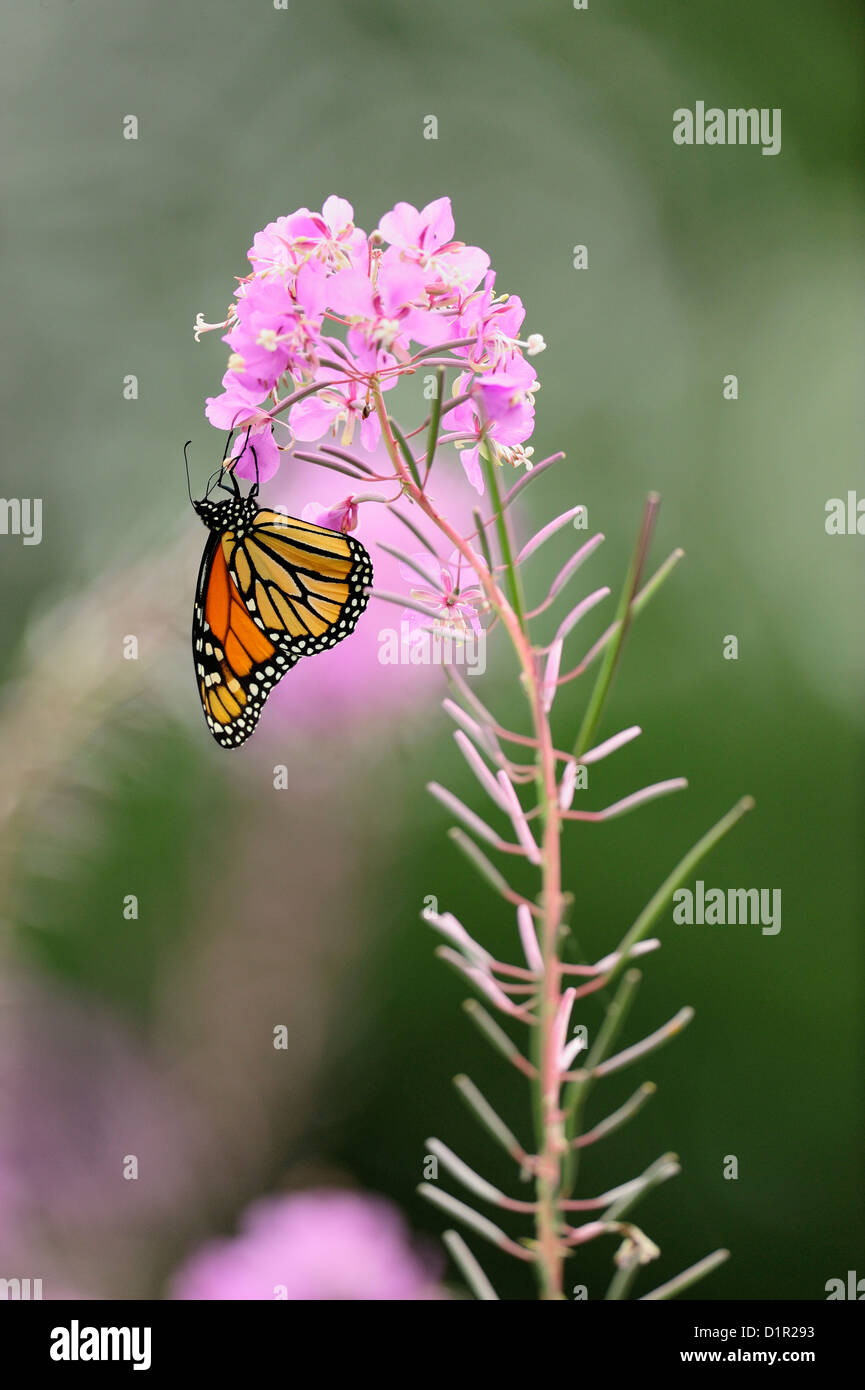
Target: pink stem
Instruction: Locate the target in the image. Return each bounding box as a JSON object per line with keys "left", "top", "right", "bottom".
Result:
{"left": 372, "top": 384, "right": 567, "bottom": 1299}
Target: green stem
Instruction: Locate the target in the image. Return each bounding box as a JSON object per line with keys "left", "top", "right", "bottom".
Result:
{"left": 481, "top": 445, "right": 526, "bottom": 631}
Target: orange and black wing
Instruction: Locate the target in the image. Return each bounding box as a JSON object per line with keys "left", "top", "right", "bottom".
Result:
{"left": 193, "top": 531, "right": 298, "bottom": 748}
{"left": 220, "top": 508, "right": 373, "bottom": 659}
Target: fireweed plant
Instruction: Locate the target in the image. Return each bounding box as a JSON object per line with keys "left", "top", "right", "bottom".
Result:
{"left": 196, "top": 196, "right": 752, "bottom": 1301}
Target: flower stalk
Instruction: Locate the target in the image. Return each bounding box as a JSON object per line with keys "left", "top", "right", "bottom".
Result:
{"left": 370, "top": 371, "right": 748, "bottom": 1299}
{"left": 199, "top": 195, "right": 752, "bottom": 1300}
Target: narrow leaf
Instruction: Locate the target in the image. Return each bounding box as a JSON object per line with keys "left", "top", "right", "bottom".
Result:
{"left": 454, "top": 1074, "right": 528, "bottom": 1163}
{"left": 462, "top": 1000, "right": 536, "bottom": 1076}
{"left": 574, "top": 494, "right": 660, "bottom": 757}
{"left": 574, "top": 1082, "right": 657, "bottom": 1149}
{"left": 481, "top": 443, "right": 526, "bottom": 628}
{"left": 425, "top": 367, "right": 445, "bottom": 475}
{"left": 515, "top": 506, "right": 584, "bottom": 565}
{"left": 606, "top": 796, "right": 755, "bottom": 986}
{"left": 390, "top": 417, "right": 424, "bottom": 490}
{"left": 416, "top": 1184, "right": 534, "bottom": 1260}
{"left": 442, "top": 1231, "right": 500, "bottom": 1301}
{"left": 640, "top": 1249, "right": 730, "bottom": 1301}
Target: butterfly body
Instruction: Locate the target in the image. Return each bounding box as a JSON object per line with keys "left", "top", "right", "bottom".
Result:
{"left": 191, "top": 468, "right": 371, "bottom": 748}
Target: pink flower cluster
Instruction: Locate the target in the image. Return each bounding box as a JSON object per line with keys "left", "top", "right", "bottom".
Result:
{"left": 199, "top": 196, "right": 544, "bottom": 493}
{"left": 170, "top": 1188, "right": 443, "bottom": 1300}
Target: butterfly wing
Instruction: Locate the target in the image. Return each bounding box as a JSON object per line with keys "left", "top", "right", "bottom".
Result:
{"left": 193, "top": 530, "right": 298, "bottom": 748}
{"left": 221, "top": 508, "right": 373, "bottom": 659}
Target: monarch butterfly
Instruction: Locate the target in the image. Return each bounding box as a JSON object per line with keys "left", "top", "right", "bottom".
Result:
{"left": 189, "top": 440, "right": 372, "bottom": 748}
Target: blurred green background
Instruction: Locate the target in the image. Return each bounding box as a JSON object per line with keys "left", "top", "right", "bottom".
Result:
{"left": 0, "top": 0, "right": 862, "bottom": 1299}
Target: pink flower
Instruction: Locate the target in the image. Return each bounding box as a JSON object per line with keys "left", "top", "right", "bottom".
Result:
{"left": 378, "top": 196, "right": 490, "bottom": 296}
{"left": 247, "top": 217, "right": 299, "bottom": 277}
{"left": 450, "top": 423, "right": 487, "bottom": 494}
{"left": 450, "top": 355, "right": 537, "bottom": 492}
{"left": 472, "top": 366, "right": 537, "bottom": 444}
{"left": 169, "top": 1188, "right": 443, "bottom": 1301}
{"left": 205, "top": 372, "right": 267, "bottom": 431}
{"left": 204, "top": 374, "right": 281, "bottom": 483}
{"left": 249, "top": 196, "right": 369, "bottom": 280}
{"left": 225, "top": 280, "right": 310, "bottom": 388}
{"left": 398, "top": 551, "right": 486, "bottom": 637}
{"left": 301, "top": 495, "right": 359, "bottom": 533}
{"left": 289, "top": 378, "right": 379, "bottom": 453}
{"left": 455, "top": 271, "right": 528, "bottom": 374}
{"left": 292, "top": 257, "right": 331, "bottom": 318}
{"left": 379, "top": 196, "right": 456, "bottom": 256}
{"left": 326, "top": 260, "right": 428, "bottom": 358}
{"left": 288, "top": 342, "right": 397, "bottom": 452}
{"left": 200, "top": 195, "right": 541, "bottom": 491}
{"left": 229, "top": 421, "right": 281, "bottom": 483}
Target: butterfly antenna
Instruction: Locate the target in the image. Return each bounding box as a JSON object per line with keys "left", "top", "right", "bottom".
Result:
{"left": 221, "top": 418, "right": 251, "bottom": 471}
{"left": 183, "top": 441, "right": 195, "bottom": 505}
{"left": 214, "top": 423, "right": 240, "bottom": 492}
